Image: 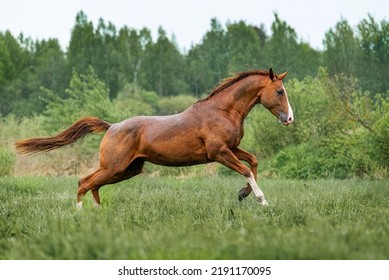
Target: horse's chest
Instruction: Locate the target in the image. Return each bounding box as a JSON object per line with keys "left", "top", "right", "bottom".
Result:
{"left": 224, "top": 125, "right": 244, "bottom": 148}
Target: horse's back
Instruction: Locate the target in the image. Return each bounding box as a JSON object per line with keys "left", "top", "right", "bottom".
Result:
{"left": 100, "top": 112, "right": 209, "bottom": 166}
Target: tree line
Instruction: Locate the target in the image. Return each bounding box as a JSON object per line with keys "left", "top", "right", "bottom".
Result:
{"left": 0, "top": 11, "right": 388, "bottom": 179}
{"left": 0, "top": 11, "right": 388, "bottom": 118}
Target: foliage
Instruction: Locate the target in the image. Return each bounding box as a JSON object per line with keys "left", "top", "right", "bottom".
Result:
{"left": 225, "top": 21, "right": 262, "bottom": 73}
{"left": 323, "top": 15, "right": 389, "bottom": 94}
{"left": 113, "top": 83, "right": 158, "bottom": 117}
{"left": 1, "top": 12, "right": 387, "bottom": 115}
{"left": 42, "top": 66, "right": 117, "bottom": 131}
{"left": 158, "top": 95, "right": 197, "bottom": 115}
{"left": 0, "top": 145, "right": 14, "bottom": 176}
{"left": 0, "top": 11, "right": 388, "bottom": 179}
{"left": 243, "top": 68, "right": 388, "bottom": 179}
{"left": 140, "top": 27, "right": 189, "bottom": 96}
{"left": 264, "top": 13, "right": 321, "bottom": 80}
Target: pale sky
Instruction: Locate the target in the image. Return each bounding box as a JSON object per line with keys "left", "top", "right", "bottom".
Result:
{"left": 0, "top": 0, "right": 387, "bottom": 52}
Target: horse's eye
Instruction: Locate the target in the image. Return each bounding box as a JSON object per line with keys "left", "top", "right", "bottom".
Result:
{"left": 277, "top": 90, "right": 283, "bottom": 95}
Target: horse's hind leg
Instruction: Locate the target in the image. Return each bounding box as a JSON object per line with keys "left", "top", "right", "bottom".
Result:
{"left": 77, "top": 159, "right": 145, "bottom": 208}
{"left": 77, "top": 168, "right": 110, "bottom": 209}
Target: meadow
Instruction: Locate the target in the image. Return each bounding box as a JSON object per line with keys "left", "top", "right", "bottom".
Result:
{"left": 0, "top": 175, "right": 388, "bottom": 260}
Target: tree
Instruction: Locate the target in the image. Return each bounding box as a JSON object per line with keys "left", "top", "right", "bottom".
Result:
{"left": 43, "top": 66, "right": 116, "bottom": 132}
{"left": 140, "top": 27, "right": 188, "bottom": 96}
{"left": 0, "top": 32, "right": 67, "bottom": 116}
{"left": 33, "top": 39, "right": 68, "bottom": 97}
{"left": 264, "top": 13, "right": 321, "bottom": 79}
{"left": 67, "top": 11, "right": 96, "bottom": 74}
{"left": 357, "top": 15, "right": 389, "bottom": 93}
{"left": 0, "top": 31, "right": 30, "bottom": 116}
{"left": 186, "top": 18, "right": 228, "bottom": 96}
{"left": 117, "top": 27, "right": 151, "bottom": 85}
{"left": 67, "top": 11, "right": 121, "bottom": 98}
{"left": 226, "top": 21, "right": 261, "bottom": 72}
{"left": 323, "top": 19, "right": 359, "bottom": 77}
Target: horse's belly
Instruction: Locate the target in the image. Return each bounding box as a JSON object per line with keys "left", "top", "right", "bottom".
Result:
{"left": 143, "top": 137, "right": 209, "bottom": 166}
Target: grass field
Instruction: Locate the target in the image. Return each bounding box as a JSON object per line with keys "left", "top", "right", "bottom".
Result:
{"left": 0, "top": 175, "right": 388, "bottom": 260}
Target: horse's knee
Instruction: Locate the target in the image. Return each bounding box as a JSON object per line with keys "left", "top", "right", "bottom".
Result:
{"left": 251, "top": 157, "right": 258, "bottom": 170}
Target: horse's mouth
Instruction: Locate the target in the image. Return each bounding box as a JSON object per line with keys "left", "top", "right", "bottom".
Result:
{"left": 279, "top": 120, "right": 291, "bottom": 126}
{"left": 278, "top": 114, "right": 293, "bottom": 126}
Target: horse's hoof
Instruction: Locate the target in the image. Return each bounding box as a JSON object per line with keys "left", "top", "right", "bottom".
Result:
{"left": 238, "top": 188, "right": 248, "bottom": 201}
{"left": 256, "top": 197, "right": 269, "bottom": 206}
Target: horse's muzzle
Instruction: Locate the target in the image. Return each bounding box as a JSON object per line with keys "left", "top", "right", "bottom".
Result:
{"left": 279, "top": 113, "right": 293, "bottom": 126}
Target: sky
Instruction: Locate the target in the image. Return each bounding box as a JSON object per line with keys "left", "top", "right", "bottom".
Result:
{"left": 0, "top": 0, "right": 387, "bottom": 52}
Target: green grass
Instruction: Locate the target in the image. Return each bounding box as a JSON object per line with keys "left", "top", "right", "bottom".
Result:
{"left": 0, "top": 175, "right": 388, "bottom": 259}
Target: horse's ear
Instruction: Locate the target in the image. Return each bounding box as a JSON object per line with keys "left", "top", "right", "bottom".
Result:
{"left": 278, "top": 71, "right": 288, "bottom": 80}
{"left": 269, "top": 68, "right": 275, "bottom": 81}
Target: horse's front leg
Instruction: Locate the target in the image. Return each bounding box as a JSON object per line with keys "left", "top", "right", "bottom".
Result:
{"left": 209, "top": 145, "right": 267, "bottom": 206}
{"left": 233, "top": 148, "right": 258, "bottom": 201}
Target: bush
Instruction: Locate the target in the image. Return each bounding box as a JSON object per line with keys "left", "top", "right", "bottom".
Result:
{"left": 274, "top": 142, "right": 352, "bottom": 179}
{"left": 370, "top": 95, "right": 389, "bottom": 168}
{"left": 246, "top": 69, "right": 388, "bottom": 179}
{"left": 42, "top": 67, "right": 118, "bottom": 132}
{"left": 158, "top": 95, "right": 197, "bottom": 115}
{"left": 0, "top": 146, "right": 15, "bottom": 176}
{"left": 114, "top": 83, "right": 159, "bottom": 117}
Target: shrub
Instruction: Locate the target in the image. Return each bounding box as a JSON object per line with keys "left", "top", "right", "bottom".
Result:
{"left": 158, "top": 95, "right": 197, "bottom": 115}
{"left": 0, "top": 146, "right": 15, "bottom": 176}
{"left": 274, "top": 142, "right": 351, "bottom": 179}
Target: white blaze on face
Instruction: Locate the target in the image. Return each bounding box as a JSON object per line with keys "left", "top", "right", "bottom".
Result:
{"left": 282, "top": 84, "right": 294, "bottom": 123}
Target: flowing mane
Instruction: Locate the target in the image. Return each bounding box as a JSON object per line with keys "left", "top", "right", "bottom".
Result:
{"left": 196, "top": 69, "right": 269, "bottom": 104}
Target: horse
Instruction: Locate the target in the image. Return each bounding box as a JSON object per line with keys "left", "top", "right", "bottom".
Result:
{"left": 15, "top": 68, "right": 294, "bottom": 208}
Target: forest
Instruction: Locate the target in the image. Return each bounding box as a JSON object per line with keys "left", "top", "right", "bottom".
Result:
{"left": 0, "top": 11, "right": 388, "bottom": 179}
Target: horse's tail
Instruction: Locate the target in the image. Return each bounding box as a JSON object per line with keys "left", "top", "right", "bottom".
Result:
{"left": 15, "top": 117, "right": 111, "bottom": 154}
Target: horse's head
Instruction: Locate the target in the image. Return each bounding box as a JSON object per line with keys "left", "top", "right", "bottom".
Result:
{"left": 259, "top": 68, "right": 294, "bottom": 126}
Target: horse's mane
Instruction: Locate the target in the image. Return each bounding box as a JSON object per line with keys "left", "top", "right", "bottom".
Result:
{"left": 195, "top": 69, "right": 269, "bottom": 104}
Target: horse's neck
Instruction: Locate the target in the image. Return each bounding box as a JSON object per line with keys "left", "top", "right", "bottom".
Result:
{"left": 214, "top": 78, "right": 263, "bottom": 122}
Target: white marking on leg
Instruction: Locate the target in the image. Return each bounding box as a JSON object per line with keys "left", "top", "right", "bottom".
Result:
{"left": 247, "top": 173, "right": 268, "bottom": 206}
{"left": 77, "top": 201, "right": 83, "bottom": 209}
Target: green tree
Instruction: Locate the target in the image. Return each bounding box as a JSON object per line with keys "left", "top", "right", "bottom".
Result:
{"left": 0, "top": 33, "right": 67, "bottom": 116}
{"left": 43, "top": 66, "right": 117, "bottom": 132}
{"left": 357, "top": 15, "right": 389, "bottom": 93}
{"left": 117, "top": 27, "right": 152, "bottom": 85}
{"left": 264, "top": 13, "right": 321, "bottom": 79}
{"left": 140, "top": 27, "right": 188, "bottom": 96}
{"left": 0, "top": 31, "right": 29, "bottom": 116}
{"left": 94, "top": 18, "right": 121, "bottom": 98}
{"left": 67, "top": 11, "right": 96, "bottom": 74}
{"left": 226, "top": 21, "right": 261, "bottom": 72}
{"left": 186, "top": 18, "right": 228, "bottom": 96}
{"left": 0, "top": 33, "right": 17, "bottom": 86}
{"left": 68, "top": 11, "right": 122, "bottom": 99}
{"left": 323, "top": 19, "right": 359, "bottom": 77}
{"left": 33, "top": 39, "right": 68, "bottom": 97}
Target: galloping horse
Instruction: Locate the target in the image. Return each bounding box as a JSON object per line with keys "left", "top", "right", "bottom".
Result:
{"left": 15, "top": 68, "right": 293, "bottom": 208}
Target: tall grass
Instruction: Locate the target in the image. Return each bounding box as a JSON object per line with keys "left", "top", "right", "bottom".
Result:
{"left": 0, "top": 176, "right": 388, "bottom": 259}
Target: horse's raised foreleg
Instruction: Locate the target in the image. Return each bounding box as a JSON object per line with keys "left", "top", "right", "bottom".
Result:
{"left": 209, "top": 145, "right": 268, "bottom": 206}
{"left": 233, "top": 148, "right": 258, "bottom": 201}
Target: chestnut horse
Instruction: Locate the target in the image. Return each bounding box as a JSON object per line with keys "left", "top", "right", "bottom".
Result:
{"left": 15, "top": 68, "right": 293, "bottom": 208}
